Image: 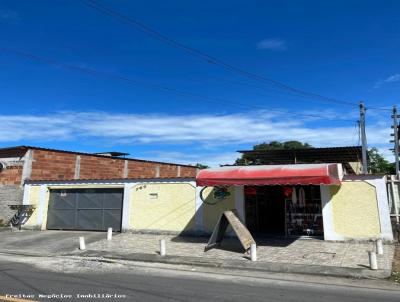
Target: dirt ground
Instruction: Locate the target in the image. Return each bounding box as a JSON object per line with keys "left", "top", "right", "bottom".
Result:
{"left": 391, "top": 244, "right": 400, "bottom": 283}
{"left": 393, "top": 245, "right": 400, "bottom": 271}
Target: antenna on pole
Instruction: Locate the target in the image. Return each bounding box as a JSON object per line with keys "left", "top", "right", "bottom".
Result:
{"left": 391, "top": 106, "right": 400, "bottom": 178}
{"left": 359, "top": 102, "right": 368, "bottom": 174}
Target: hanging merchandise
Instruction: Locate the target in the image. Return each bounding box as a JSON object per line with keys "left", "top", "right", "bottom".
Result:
{"left": 244, "top": 186, "right": 257, "bottom": 196}
{"left": 291, "top": 187, "right": 297, "bottom": 206}
{"left": 283, "top": 186, "right": 293, "bottom": 197}
{"left": 298, "top": 187, "right": 306, "bottom": 208}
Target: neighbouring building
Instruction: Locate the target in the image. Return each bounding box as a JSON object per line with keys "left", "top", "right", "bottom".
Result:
{"left": 0, "top": 146, "right": 197, "bottom": 226}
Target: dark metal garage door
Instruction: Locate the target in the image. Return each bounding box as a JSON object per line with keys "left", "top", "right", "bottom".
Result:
{"left": 47, "top": 188, "right": 123, "bottom": 231}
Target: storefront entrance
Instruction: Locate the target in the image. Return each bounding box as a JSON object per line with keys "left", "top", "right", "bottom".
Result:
{"left": 245, "top": 185, "right": 324, "bottom": 237}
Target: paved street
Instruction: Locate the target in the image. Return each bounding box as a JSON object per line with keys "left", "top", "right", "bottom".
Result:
{"left": 0, "top": 256, "right": 399, "bottom": 302}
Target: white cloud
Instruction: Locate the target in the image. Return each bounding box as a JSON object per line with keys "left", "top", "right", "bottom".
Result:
{"left": 142, "top": 151, "right": 240, "bottom": 167}
{"left": 257, "top": 38, "right": 287, "bottom": 51}
{"left": 384, "top": 74, "right": 400, "bottom": 83}
{"left": 0, "top": 8, "right": 20, "bottom": 24}
{"left": 0, "top": 110, "right": 393, "bottom": 166}
{"left": 374, "top": 74, "right": 400, "bottom": 88}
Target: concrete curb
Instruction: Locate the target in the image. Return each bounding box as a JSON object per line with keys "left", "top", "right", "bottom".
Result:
{"left": 0, "top": 248, "right": 391, "bottom": 279}
{"left": 78, "top": 250, "right": 392, "bottom": 279}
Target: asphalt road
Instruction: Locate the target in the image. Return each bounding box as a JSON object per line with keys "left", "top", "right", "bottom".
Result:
{"left": 0, "top": 259, "right": 399, "bottom": 302}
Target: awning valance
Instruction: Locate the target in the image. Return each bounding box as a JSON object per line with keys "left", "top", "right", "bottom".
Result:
{"left": 196, "top": 163, "right": 342, "bottom": 186}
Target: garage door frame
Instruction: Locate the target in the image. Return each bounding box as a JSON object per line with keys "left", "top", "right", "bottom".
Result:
{"left": 46, "top": 188, "right": 124, "bottom": 232}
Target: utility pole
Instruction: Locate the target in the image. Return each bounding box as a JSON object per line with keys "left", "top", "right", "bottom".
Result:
{"left": 391, "top": 106, "right": 400, "bottom": 177}
{"left": 359, "top": 102, "right": 368, "bottom": 174}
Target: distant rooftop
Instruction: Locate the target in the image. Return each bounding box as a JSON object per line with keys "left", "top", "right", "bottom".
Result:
{"left": 93, "top": 151, "right": 130, "bottom": 158}
{"left": 238, "top": 146, "right": 363, "bottom": 174}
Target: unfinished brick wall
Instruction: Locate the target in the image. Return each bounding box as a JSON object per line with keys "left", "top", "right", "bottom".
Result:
{"left": 181, "top": 166, "right": 199, "bottom": 178}
{"left": 0, "top": 166, "right": 23, "bottom": 185}
{"left": 79, "top": 155, "right": 125, "bottom": 179}
{"left": 127, "top": 161, "right": 157, "bottom": 178}
{"left": 159, "top": 164, "right": 178, "bottom": 178}
{"left": 27, "top": 148, "right": 197, "bottom": 180}
{"left": 30, "top": 149, "right": 76, "bottom": 180}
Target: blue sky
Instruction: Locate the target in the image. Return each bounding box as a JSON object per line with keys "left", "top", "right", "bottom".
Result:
{"left": 0, "top": 0, "right": 399, "bottom": 166}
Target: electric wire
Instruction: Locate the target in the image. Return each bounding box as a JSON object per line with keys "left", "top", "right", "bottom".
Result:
{"left": 84, "top": 0, "right": 394, "bottom": 112}
{"left": 0, "top": 47, "right": 357, "bottom": 122}
{"left": 83, "top": 0, "right": 395, "bottom": 112}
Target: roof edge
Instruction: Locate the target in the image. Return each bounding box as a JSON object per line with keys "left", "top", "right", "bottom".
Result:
{"left": 0, "top": 145, "right": 195, "bottom": 168}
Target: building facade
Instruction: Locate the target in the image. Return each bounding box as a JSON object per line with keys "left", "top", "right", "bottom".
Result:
{"left": 21, "top": 164, "right": 393, "bottom": 241}
{"left": 1, "top": 145, "right": 395, "bottom": 242}
{"left": 0, "top": 146, "right": 197, "bottom": 224}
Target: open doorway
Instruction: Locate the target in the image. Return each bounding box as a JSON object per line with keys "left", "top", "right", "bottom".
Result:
{"left": 245, "top": 186, "right": 286, "bottom": 236}
{"left": 244, "top": 185, "right": 324, "bottom": 237}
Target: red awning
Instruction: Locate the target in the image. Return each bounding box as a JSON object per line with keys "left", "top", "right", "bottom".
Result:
{"left": 196, "top": 164, "right": 342, "bottom": 186}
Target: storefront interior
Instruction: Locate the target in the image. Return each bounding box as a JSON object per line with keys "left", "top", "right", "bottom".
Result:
{"left": 245, "top": 185, "right": 324, "bottom": 237}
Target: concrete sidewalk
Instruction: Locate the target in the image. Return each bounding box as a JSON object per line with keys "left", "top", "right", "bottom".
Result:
{"left": 0, "top": 230, "right": 105, "bottom": 254}
{"left": 76, "top": 233, "right": 395, "bottom": 279}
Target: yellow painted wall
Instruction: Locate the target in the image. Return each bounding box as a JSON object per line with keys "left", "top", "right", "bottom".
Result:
{"left": 24, "top": 185, "right": 41, "bottom": 227}
{"left": 40, "top": 188, "right": 50, "bottom": 230}
{"left": 130, "top": 183, "right": 196, "bottom": 232}
{"left": 330, "top": 181, "right": 380, "bottom": 238}
{"left": 202, "top": 186, "right": 235, "bottom": 232}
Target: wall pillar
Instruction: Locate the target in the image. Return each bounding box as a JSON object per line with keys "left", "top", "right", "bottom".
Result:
{"left": 21, "top": 149, "right": 33, "bottom": 185}
{"left": 121, "top": 183, "right": 134, "bottom": 232}
{"left": 36, "top": 185, "right": 47, "bottom": 230}
{"left": 320, "top": 185, "right": 343, "bottom": 240}
{"left": 234, "top": 186, "right": 245, "bottom": 222}
{"left": 366, "top": 178, "right": 394, "bottom": 241}
{"left": 74, "top": 155, "right": 81, "bottom": 180}
{"left": 194, "top": 184, "right": 204, "bottom": 233}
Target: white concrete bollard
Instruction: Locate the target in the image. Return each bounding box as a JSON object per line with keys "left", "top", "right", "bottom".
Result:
{"left": 250, "top": 243, "right": 257, "bottom": 261}
{"left": 79, "top": 236, "right": 86, "bottom": 250}
{"left": 107, "top": 228, "right": 113, "bottom": 241}
{"left": 376, "top": 239, "right": 383, "bottom": 255}
{"left": 160, "top": 239, "right": 166, "bottom": 256}
{"left": 368, "top": 251, "right": 378, "bottom": 270}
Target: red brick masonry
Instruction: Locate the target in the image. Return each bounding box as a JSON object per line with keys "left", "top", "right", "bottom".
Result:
{"left": 0, "top": 146, "right": 197, "bottom": 184}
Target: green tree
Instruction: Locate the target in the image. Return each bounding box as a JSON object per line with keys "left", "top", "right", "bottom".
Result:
{"left": 235, "top": 141, "right": 313, "bottom": 165}
{"left": 253, "top": 140, "right": 313, "bottom": 151}
{"left": 195, "top": 163, "right": 209, "bottom": 169}
{"left": 368, "top": 147, "right": 395, "bottom": 174}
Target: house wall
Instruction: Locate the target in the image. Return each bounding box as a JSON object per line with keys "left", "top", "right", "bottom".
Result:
{"left": 0, "top": 147, "right": 197, "bottom": 226}
{"left": 30, "top": 150, "right": 76, "bottom": 180}
{"left": 22, "top": 180, "right": 199, "bottom": 232}
{"left": 22, "top": 185, "right": 41, "bottom": 229}
{"left": 322, "top": 177, "right": 393, "bottom": 241}
{"left": 0, "top": 185, "right": 23, "bottom": 224}
{"left": 22, "top": 180, "right": 242, "bottom": 235}
{"left": 201, "top": 186, "right": 236, "bottom": 233}
{"left": 130, "top": 183, "right": 196, "bottom": 233}
{"left": 0, "top": 166, "right": 23, "bottom": 185}
{"left": 0, "top": 151, "right": 25, "bottom": 224}
{"left": 330, "top": 182, "right": 380, "bottom": 237}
